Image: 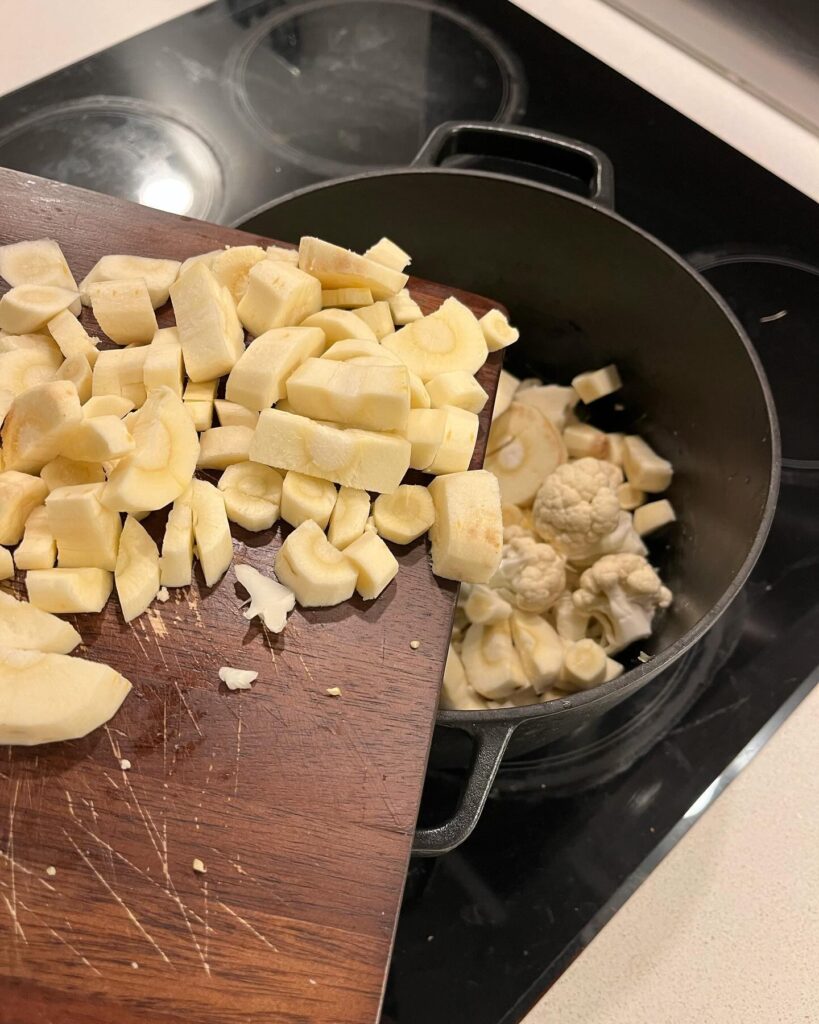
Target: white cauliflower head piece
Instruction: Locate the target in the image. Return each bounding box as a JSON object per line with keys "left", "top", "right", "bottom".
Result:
{"left": 533, "top": 457, "right": 623, "bottom": 561}
{"left": 490, "top": 534, "right": 566, "bottom": 613}
{"left": 572, "top": 552, "right": 672, "bottom": 654}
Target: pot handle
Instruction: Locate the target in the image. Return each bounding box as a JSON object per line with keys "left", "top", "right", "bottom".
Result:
{"left": 412, "top": 722, "right": 515, "bottom": 857}
{"left": 412, "top": 121, "right": 615, "bottom": 208}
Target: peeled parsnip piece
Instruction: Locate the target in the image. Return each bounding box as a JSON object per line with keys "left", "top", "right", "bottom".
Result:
{"left": 210, "top": 245, "right": 266, "bottom": 304}
{"left": 92, "top": 345, "right": 149, "bottom": 406}
{"left": 40, "top": 456, "right": 104, "bottom": 490}
{"left": 214, "top": 400, "right": 259, "bottom": 429}
{"left": 492, "top": 369, "right": 520, "bottom": 421}
{"left": 515, "top": 384, "right": 578, "bottom": 431}
{"left": 88, "top": 279, "right": 157, "bottom": 346}
{"left": 2, "top": 379, "right": 83, "bottom": 473}
{"left": 563, "top": 422, "right": 611, "bottom": 460}
{"left": 428, "top": 470, "right": 503, "bottom": 584}
{"left": 0, "top": 285, "right": 78, "bottom": 334}
{"left": 217, "top": 462, "right": 282, "bottom": 532}
{"left": 321, "top": 287, "right": 373, "bottom": 308}
{"left": 0, "top": 343, "right": 63, "bottom": 400}
{"left": 280, "top": 471, "right": 337, "bottom": 530}
{"left": 285, "top": 357, "right": 411, "bottom": 432}
{"left": 80, "top": 254, "right": 180, "bottom": 308}
{"left": 0, "top": 547, "right": 12, "bottom": 580}
{"left": 191, "top": 479, "right": 233, "bottom": 587}
{"left": 461, "top": 620, "right": 528, "bottom": 700}
{"left": 623, "top": 435, "right": 673, "bottom": 493}
{"left": 179, "top": 250, "right": 220, "bottom": 277}
{"left": 183, "top": 377, "right": 218, "bottom": 432}
{"left": 0, "top": 591, "right": 80, "bottom": 653}
{"left": 439, "top": 644, "right": 488, "bottom": 710}
{"left": 343, "top": 530, "right": 399, "bottom": 600}
{"left": 46, "top": 482, "right": 122, "bottom": 571}
{"left": 479, "top": 308, "right": 519, "bottom": 352}
{"left": 0, "top": 471, "right": 48, "bottom": 544}
{"left": 226, "top": 326, "right": 325, "bottom": 411}
{"left": 617, "top": 482, "right": 646, "bottom": 511}
{"left": 275, "top": 519, "right": 356, "bottom": 607}
{"left": 160, "top": 487, "right": 194, "bottom": 587}
{"left": 65, "top": 414, "right": 134, "bottom": 462}
{"left": 237, "top": 260, "right": 322, "bottom": 337}
{"left": 0, "top": 646, "right": 131, "bottom": 745}
{"left": 115, "top": 516, "right": 160, "bottom": 622}
{"left": 0, "top": 239, "right": 79, "bottom": 302}
{"left": 14, "top": 505, "right": 56, "bottom": 570}
{"left": 387, "top": 289, "right": 423, "bottom": 326}
{"left": 197, "top": 426, "right": 254, "bottom": 470}
{"left": 404, "top": 408, "right": 447, "bottom": 471}
{"left": 383, "top": 297, "right": 487, "bottom": 381}
{"left": 373, "top": 485, "right": 435, "bottom": 544}
{"left": 265, "top": 244, "right": 299, "bottom": 264}
{"left": 56, "top": 353, "right": 93, "bottom": 403}
{"left": 425, "top": 370, "right": 488, "bottom": 414}
{"left": 633, "top": 498, "right": 676, "bottom": 536}
{"left": 250, "top": 409, "right": 410, "bottom": 493}
{"left": 234, "top": 563, "right": 295, "bottom": 632}
{"left": 572, "top": 363, "right": 622, "bottom": 404}
{"left": 170, "top": 263, "right": 245, "bottom": 383}
{"left": 47, "top": 309, "right": 99, "bottom": 365}
{"left": 362, "top": 237, "right": 411, "bottom": 272}
{"left": 143, "top": 330, "right": 184, "bottom": 396}
{"left": 327, "top": 486, "right": 370, "bottom": 549}
{"left": 606, "top": 432, "right": 625, "bottom": 466}
{"left": 510, "top": 612, "right": 563, "bottom": 693}
{"left": 352, "top": 301, "right": 394, "bottom": 340}
{"left": 322, "top": 337, "right": 399, "bottom": 363}
{"left": 487, "top": 403, "right": 566, "bottom": 506}
{"left": 102, "top": 387, "right": 199, "bottom": 513}
{"left": 298, "top": 236, "right": 408, "bottom": 300}
{"left": 26, "top": 567, "right": 113, "bottom": 613}
{"left": 425, "top": 406, "right": 479, "bottom": 475}
{"left": 301, "top": 308, "right": 377, "bottom": 344}
{"left": 562, "top": 638, "right": 607, "bottom": 690}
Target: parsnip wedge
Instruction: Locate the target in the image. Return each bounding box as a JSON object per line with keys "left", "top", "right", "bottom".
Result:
{"left": 298, "top": 237, "right": 408, "bottom": 300}
{"left": 0, "top": 285, "right": 79, "bottom": 334}
{"left": 226, "top": 326, "right": 325, "bottom": 411}
{"left": 217, "top": 462, "right": 282, "bottom": 532}
{"left": 280, "top": 471, "right": 337, "bottom": 530}
{"left": 191, "top": 480, "right": 233, "bottom": 587}
{"left": 2, "top": 379, "right": 82, "bottom": 473}
{"left": 486, "top": 403, "right": 566, "bottom": 506}
{"left": 14, "top": 506, "right": 56, "bottom": 570}
{"left": 301, "top": 308, "right": 376, "bottom": 344}
{"left": 56, "top": 353, "right": 92, "bottom": 403}
{"left": 373, "top": 485, "right": 435, "bottom": 544}
{"left": 383, "top": 297, "right": 487, "bottom": 380}
{"left": 88, "top": 279, "right": 158, "bottom": 345}
{"left": 327, "top": 487, "right": 370, "bottom": 550}
{"left": 64, "top": 415, "right": 134, "bottom": 462}
{"left": 46, "top": 482, "right": 122, "bottom": 571}
{"left": 343, "top": 530, "right": 399, "bottom": 600}
{"left": 197, "top": 426, "right": 254, "bottom": 470}
{"left": 214, "top": 400, "right": 259, "bottom": 429}
{"left": 0, "top": 471, "right": 48, "bottom": 545}
{"left": 425, "top": 370, "right": 488, "bottom": 414}
{"left": 160, "top": 487, "right": 194, "bottom": 587}
{"left": 80, "top": 254, "right": 180, "bottom": 308}
{"left": 115, "top": 516, "right": 160, "bottom": 622}
{"left": 170, "top": 263, "right": 245, "bottom": 382}
{"left": 237, "top": 260, "right": 322, "bottom": 337}
{"left": 425, "top": 406, "right": 479, "bottom": 475}
{"left": 0, "top": 591, "right": 80, "bottom": 653}
{"left": 275, "top": 519, "right": 357, "bottom": 607}
{"left": 47, "top": 310, "right": 99, "bottom": 365}
{"left": 0, "top": 239, "right": 79, "bottom": 305}
{"left": 210, "top": 246, "right": 266, "bottom": 304}
{"left": 428, "top": 470, "right": 503, "bottom": 584}
{"left": 40, "top": 456, "right": 104, "bottom": 490}
{"left": 285, "top": 357, "right": 410, "bottom": 432}
{"left": 26, "top": 567, "right": 113, "bottom": 613}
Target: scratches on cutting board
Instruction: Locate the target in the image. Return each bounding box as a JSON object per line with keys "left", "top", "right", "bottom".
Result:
{"left": 217, "top": 900, "right": 279, "bottom": 953}
{"left": 18, "top": 898, "right": 100, "bottom": 977}
{"left": 233, "top": 701, "right": 243, "bottom": 798}
{"left": 2, "top": 893, "right": 27, "bottom": 942}
{"left": 147, "top": 607, "right": 169, "bottom": 640}
{"left": 3, "top": 779, "right": 24, "bottom": 945}
{"left": 172, "top": 680, "right": 203, "bottom": 738}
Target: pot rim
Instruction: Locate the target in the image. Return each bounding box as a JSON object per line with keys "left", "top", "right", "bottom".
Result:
{"left": 236, "top": 165, "right": 782, "bottom": 727}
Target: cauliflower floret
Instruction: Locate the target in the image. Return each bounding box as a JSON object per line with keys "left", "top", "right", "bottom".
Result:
{"left": 571, "top": 510, "right": 648, "bottom": 567}
{"left": 572, "top": 552, "right": 672, "bottom": 654}
{"left": 490, "top": 534, "right": 566, "bottom": 613}
{"left": 533, "top": 457, "right": 623, "bottom": 561}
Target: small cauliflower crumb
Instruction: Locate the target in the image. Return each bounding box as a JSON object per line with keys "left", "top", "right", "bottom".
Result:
{"left": 637, "top": 650, "right": 651, "bottom": 663}
{"left": 156, "top": 587, "right": 170, "bottom": 602}
{"left": 45, "top": 866, "right": 56, "bottom": 877}
{"left": 219, "top": 666, "right": 259, "bottom": 690}
{"left": 192, "top": 858, "right": 206, "bottom": 874}
{"left": 410, "top": 640, "right": 421, "bottom": 650}
{"left": 326, "top": 686, "right": 342, "bottom": 697}
{"left": 119, "top": 758, "right": 131, "bottom": 771}
{"left": 131, "top": 961, "right": 139, "bottom": 970}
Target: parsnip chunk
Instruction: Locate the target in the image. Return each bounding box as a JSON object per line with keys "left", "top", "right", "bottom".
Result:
{"left": 218, "top": 462, "right": 282, "bottom": 532}
{"left": 80, "top": 254, "right": 180, "bottom": 308}
{"left": 298, "top": 237, "right": 408, "bottom": 300}
{"left": 343, "top": 530, "right": 399, "bottom": 600}
{"left": 197, "top": 426, "right": 254, "bottom": 469}
{"left": 170, "top": 263, "right": 245, "bottom": 382}
{"left": 426, "top": 370, "right": 488, "bottom": 414}
{"left": 26, "top": 567, "right": 113, "bottom": 613}
{"left": 2, "top": 380, "right": 82, "bottom": 473}
{"left": 14, "top": 505, "right": 56, "bottom": 570}
{"left": 0, "top": 471, "right": 48, "bottom": 544}
{"left": 0, "top": 591, "right": 80, "bottom": 653}
{"left": 115, "top": 516, "right": 160, "bottom": 622}
{"left": 46, "top": 482, "right": 122, "bottom": 571}
{"left": 88, "top": 279, "right": 157, "bottom": 346}
{"left": 191, "top": 480, "right": 233, "bottom": 587}
{"left": 286, "top": 357, "right": 410, "bottom": 432}
{"left": 373, "top": 485, "right": 435, "bottom": 545}
{"left": 226, "top": 326, "right": 325, "bottom": 411}
{"left": 280, "top": 471, "right": 337, "bottom": 529}
{"left": 275, "top": 519, "right": 356, "bottom": 607}
{"left": 425, "top": 406, "right": 479, "bottom": 475}
{"left": 327, "top": 487, "right": 370, "bottom": 550}
{"left": 237, "top": 260, "right": 321, "bottom": 337}
{"left": 428, "top": 470, "right": 503, "bottom": 584}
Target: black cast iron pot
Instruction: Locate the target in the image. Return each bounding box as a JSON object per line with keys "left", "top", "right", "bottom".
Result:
{"left": 238, "top": 122, "right": 780, "bottom": 855}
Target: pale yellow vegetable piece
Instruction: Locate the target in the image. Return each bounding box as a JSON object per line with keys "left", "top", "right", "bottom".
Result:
{"left": 510, "top": 613, "right": 563, "bottom": 693}
{"left": 298, "top": 236, "right": 408, "bottom": 300}
{"left": 250, "top": 409, "right": 410, "bottom": 493}
{"left": 572, "top": 364, "right": 622, "bottom": 403}
{"left": 197, "top": 426, "right": 254, "bottom": 470}
{"left": 80, "top": 254, "right": 180, "bottom": 308}
{"left": 425, "top": 370, "right": 488, "bottom": 414}
{"left": 115, "top": 516, "right": 160, "bottom": 622}
{"left": 0, "top": 332, "right": 60, "bottom": 355}
{"left": 387, "top": 289, "right": 423, "bottom": 326}
{"left": 607, "top": 432, "right": 625, "bottom": 466}
{"left": 210, "top": 245, "right": 266, "bottom": 304}
{"left": 0, "top": 546, "right": 13, "bottom": 580}
{"left": 0, "top": 285, "right": 79, "bottom": 334}
{"left": 237, "top": 260, "right": 321, "bottom": 337}
{"left": 275, "top": 519, "right": 356, "bottom": 607}
{"left": 0, "top": 239, "right": 79, "bottom": 307}
{"left": 214, "top": 400, "right": 259, "bottom": 429}
{"left": 362, "top": 237, "right": 411, "bottom": 272}
{"left": 226, "top": 326, "right": 325, "bottom": 411}
{"left": 428, "top": 470, "right": 503, "bottom": 584}
{"left": 0, "top": 344, "right": 62, "bottom": 409}
{"left": 265, "top": 244, "right": 299, "bottom": 264}
{"left": 0, "top": 590, "right": 80, "bottom": 653}
{"left": 26, "top": 567, "right": 113, "bottom": 613}
{"left": 285, "top": 357, "right": 410, "bottom": 432}
{"left": 327, "top": 486, "right": 370, "bottom": 549}
{"left": 170, "top": 263, "right": 245, "bottom": 382}
{"left": 321, "top": 337, "right": 399, "bottom": 363}
{"left": 321, "top": 287, "right": 373, "bottom": 308}
{"left": 563, "top": 422, "right": 610, "bottom": 459}
{"left": 486, "top": 403, "right": 566, "bottom": 506}
{"left": 373, "top": 485, "right": 435, "bottom": 544}
{"left": 301, "top": 308, "right": 377, "bottom": 345}
{"left": 0, "top": 646, "right": 131, "bottom": 746}
{"left": 217, "top": 462, "right": 282, "bottom": 532}
{"left": 40, "top": 456, "right": 104, "bottom": 490}
{"left": 461, "top": 619, "right": 528, "bottom": 700}
{"left": 404, "top": 408, "right": 447, "bottom": 470}
{"left": 92, "top": 345, "right": 148, "bottom": 406}
{"left": 160, "top": 487, "right": 194, "bottom": 587}
{"left": 439, "top": 644, "right": 488, "bottom": 710}
{"left": 383, "top": 297, "right": 487, "bottom": 381}
{"left": 425, "top": 406, "right": 479, "bottom": 475}
{"left": 492, "top": 369, "right": 520, "bottom": 420}
{"left": 633, "top": 498, "right": 676, "bottom": 535}
{"left": 14, "top": 505, "right": 56, "bottom": 570}
{"left": 191, "top": 479, "right": 233, "bottom": 587}
{"left": 515, "top": 384, "right": 578, "bottom": 430}
{"left": 234, "top": 563, "right": 295, "bottom": 632}
{"left": 623, "top": 436, "right": 673, "bottom": 493}
{"left": 0, "top": 471, "right": 48, "bottom": 544}
{"left": 605, "top": 657, "right": 625, "bottom": 682}
{"left": 617, "top": 482, "right": 646, "bottom": 511}
{"left": 88, "top": 279, "right": 157, "bottom": 346}
{"left": 280, "top": 471, "right": 337, "bottom": 530}
{"left": 185, "top": 402, "right": 212, "bottom": 431}
{"left": 56, "top": 353, "right": 92, "bottom": 403}
{"left": 562, "top": 638, "right": 607, "bottom": 690}
{"left": 352, "top": 301, "right": 394, "bottom": 340}
{"left": 178, "top": 250, "right": 220, "bottom": 277}
{"left": 47, "top": 310, "right": 99, "bottom": 365}
{"left": 343, "top": 530, "right": 399, "bottom": 600}
{"left": 65, "top": 415, "right": 135, "bottom": 462}
{"left": 102, "top": 386, "right": 199, "bottom": 513}
{"left": 183, "top": 377, "right": 218, "bottom": 432}
{"left": 46, "top": 482, "right": 122, "bottom": 570}
{"left": 143, "top": 330, "right": 184, "bottom": 396}
{"left": 479, "top": 308, "right": 519, "bottom": 352}
{"left": 2, "top": 380, "right": 82, "bottom": 474}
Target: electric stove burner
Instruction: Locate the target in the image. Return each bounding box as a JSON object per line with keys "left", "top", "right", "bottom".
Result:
{"left": 0, "top": 96, "right": 225, "bottom": 220}
{"left": 229, "top": 0, "right": 524, "bottom": 177}
{"left": 687, "top": 248, "right": 819, "bottom": 469}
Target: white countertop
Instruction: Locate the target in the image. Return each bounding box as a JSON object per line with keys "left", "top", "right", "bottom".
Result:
{"left": 2, "top": 4, "right": 816, "bottom": 1022}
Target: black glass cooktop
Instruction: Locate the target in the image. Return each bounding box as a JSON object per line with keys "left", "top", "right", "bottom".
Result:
{"left": 1, "top": 3, "right": 816, "bottom": 1022}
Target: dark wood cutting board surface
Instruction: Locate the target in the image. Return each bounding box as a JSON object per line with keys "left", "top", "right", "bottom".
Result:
{"left": 0, "top": 169, "right": 502, "bottom": 1024}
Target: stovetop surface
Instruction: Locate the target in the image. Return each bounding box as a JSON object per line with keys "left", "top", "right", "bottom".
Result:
{"left": 1, "top": 3, "right": 816, "bottom": 1023}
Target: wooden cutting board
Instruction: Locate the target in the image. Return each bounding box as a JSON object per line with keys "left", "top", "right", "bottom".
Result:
{"left": 0, "top": 169, "right": 501, "bottom": 1024}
